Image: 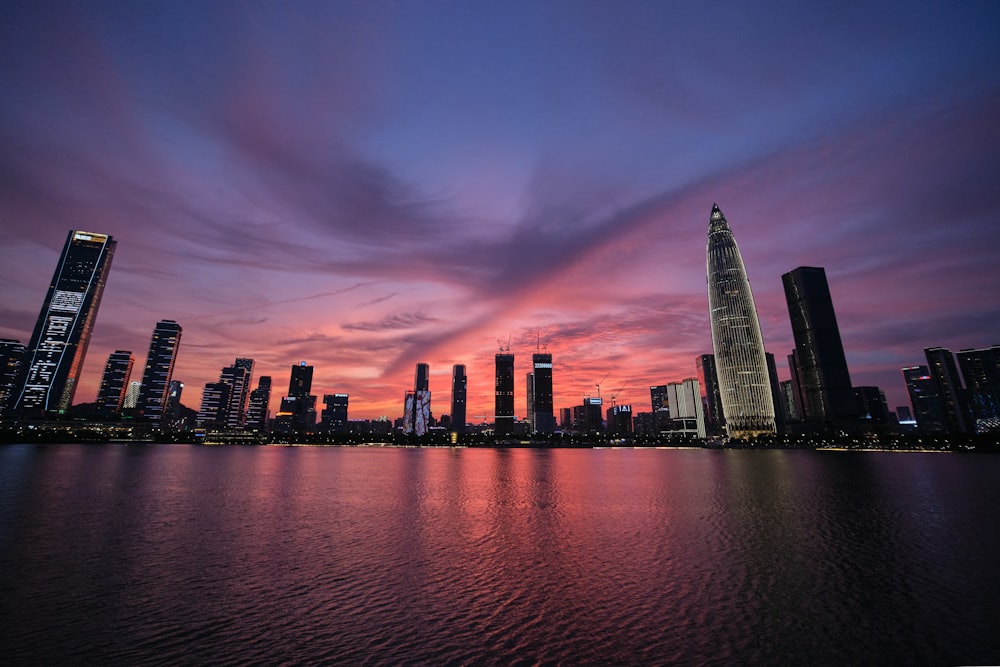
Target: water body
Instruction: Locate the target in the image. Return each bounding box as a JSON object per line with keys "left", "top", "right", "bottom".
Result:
{"left": 1, "top": 444, "right": 998, "bottom": 665}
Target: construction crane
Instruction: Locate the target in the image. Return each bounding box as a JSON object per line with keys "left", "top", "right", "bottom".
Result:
{"left": 595, "top": 372, "right": 610, "bottom": 401}
{"left": 610, "top": 381, "right": 629, "bottom": 409}
{"left": 496, "top": 333, "right": 511, "bottom": 353}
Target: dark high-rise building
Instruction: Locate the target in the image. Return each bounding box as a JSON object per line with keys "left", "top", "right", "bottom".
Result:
{"left": 957, "top": 345, "right": 1000, "bottom": 432}
{"left": 855, "top": 386, "right": 892, "bottom": 436}
{"left": 782, "top": 266, "right": 857, "bottom": 434}
{"left": 531, "top": 353, "right": 554, "bottom": 434}
{"left": 495, "top": 353, "right": 515, "bottom": 437}
{"left": 414, "top": 363, "right": 429, "bottom": 393}
{"left": 321, "top": 394, "right": 349, "bottom": 432}
{"left": 450, "top": 364, "right": 467, "bottom": 435}
{"left": 581, "top": 397, "right": 604, "bottom": 432}
{"left": 765, "top": 351, "right": 785, "bottom": 434}
{"left": 165, "top": 380, "right": 184, "bottom": 424}
{"left": 220, "top": 358, "right": 254, "bottom": 428}
{"left": 197, "top": 382, "right": 232, "bottom": 428}
{"left": 695, "top": 354, "right": 724, "bottom": 436}
{"left": 16, "top": 230, "right": 116, "bottom": 416}
{"left": 288, "top": 361, "right": 313, "bottom": 398}
{"left": 779, "top": 380, "right": 800, "bottom": 422}
{"left": 559, "top": 407, "right": 572, "bottom": 429}
{"left": 0, "top": 339, "right": 26, "bottom": 418}
{"left": 650, "top": 385, "right": 669, "bottom": 412}
{"left": 246, "top": 376, "right": 272, "bottom": 431}
{"left": 924, "top": 347, "right": 971, "bottom": 434}
{"left": 136, "top": 320, "right": 183, "bottom": 424}
{"left": 607, "top": 404, "right": 633, "bottom": 435}
{"left": 706, "top": 204, "right": 775, "bottom": 438}
{"left": 96, "top": 350, "right": 134, "bottom": 416}
{"left": 275, "top": 362, "right": 316, "bottom": 433}
{"left": 526, "top": 373, "right": 535, "bottom": 431}
{"left": 902, "top": 365, "right": 947, "bottom": 434}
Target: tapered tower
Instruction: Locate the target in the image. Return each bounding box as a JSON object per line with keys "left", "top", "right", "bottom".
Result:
{"left": 706, "top": 204, "right": 776, "bottom": 438}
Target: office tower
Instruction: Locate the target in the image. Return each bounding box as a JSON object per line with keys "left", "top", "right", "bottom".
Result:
{"left": 896, "top": 405, "right": 913, "bottom": 422}
{"left": 526, "top": 373, "right": 535, "bottom": 430}
{"left": 123, "top": 381, "right": 142, "bottom": 409}
{"left": 559, "top": 407, "right": 572, "bottom": 428}
{"left": 16, "top": 230, "right": 116, "bottom": 416}
{"left": 706, "top": 204, "right": 776, "bottom": 438}
{"left": 220, "top": 358, "right": 254, "bottom": 428}
{"left": 531, "top": 352, "right": 555, "bottom": 434}
{"left": 765, "top": 352, "right": 785, "bottom": 434}
{"left": 695, "top": 354, "right": 724, "bottom": 436}
{"left": 321, "top": 394, "right": 349, "bottom": 432}
{"left": 957, "top": 345, "right": 1000, "bottom": 432}
{"left": 403, "top": 362, "right": 431, "bottom": 436}
{"left": 197, "top": 382, "right": 232, "bottom": 427}
{"left": 902, "top": 366, "right": 947, "bottom": 434}
{"left": 0, "top": 339, "right": 26, "bottom": 417}
{"left": 246, "top": 376, "right": 272, "bottom": 431}
{"left": 924, "top": 347, "right": 971, "bottom": 434}
{"left": 165, "top": 380, "right": 184, "bottom": 423}
{"left": 607, "top": 404, "right": 633, "bottom": 435}
{"left": 276, "top": 362, "right": 316, "bottom": 433}
{"left": 450, "top": 364, "right": 467, "bottom": 435}
{"left": 96, "top": 350, "right": 134, "bottom": 415}
{"left": 136, "top": 320, "right": 183, "bottom": 424}
{"left": 581, "top": 397, "right": 603, "bottom": 432}
{"left": 855, "top": 386, "right": 891, "bottom": 435}
{"left": 414, "top": 363, "right": 429, "bottom": 392}
{"left": 495, "top": 353, "right": 515, "bottom": 437}
{"left": 665, "top": 379, "right": 707, "bottom": 438}
{"left": 779, "top": 380, "right": 799, "bottom": 422}
{"left": 782, "top": 266, "right": 858, "bottom": 434}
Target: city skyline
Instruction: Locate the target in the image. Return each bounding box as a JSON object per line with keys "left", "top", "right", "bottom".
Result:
{"left": 2, "top": 2, "right": 999, "bottom": 420}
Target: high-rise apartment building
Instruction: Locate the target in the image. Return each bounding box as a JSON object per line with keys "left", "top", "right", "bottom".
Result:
{"left": 650, "top": 385, "right": 669, "bottom": 412}
{"left": 450, "top": 364, "right": 467, "bottom": 435}
{"left": 531, "top": 353, "right": 554, "bottom": 434}
{"left": 665, "top": 379, "right": 706, "bottom": 438}
{"left": 123, "top": 381, "right": 142, "bottom": 409}
{"left": 16, "top": 231, "right": 116, "bottom": 416}
{"left": 0, "top": 339, "right": 26, "bottom": 417}
{"left": 246, "top": 376, "right": 272, "bottom": 431}
{"left": 321, "top": 394, "right": 349, "bottom": 432}
{"left": 706, "top": 204, "right": 775, "bottom": 438}
{"left": 197, "top": 382, "right": 232, "bottom": 428}
{"left": 902, "top": 365, "right": 947, "bottom": 434}
{"left": 136, "top": 320, "right": 182, "bottom": 424}
{"left": 275, "top": 362, "right": 316, "bottom": 433}
{"left": 495, "top": 353, "right": 515, "bottom": 437}
{"left": 96, "top": 350, "right": 134, "bottom": 415}
{"left": 957, "top": 346, "right": 1000, "bottom": 432}
{"left": 220, "top": 358, "right": 254, "bottom": 428}
{"left": 782, "top": 266, "right": 857, "bottom": 434}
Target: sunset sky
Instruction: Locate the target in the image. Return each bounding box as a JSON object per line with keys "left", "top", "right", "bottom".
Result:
{"left": 2, "top": 1, "right": 999, "bottom": 421}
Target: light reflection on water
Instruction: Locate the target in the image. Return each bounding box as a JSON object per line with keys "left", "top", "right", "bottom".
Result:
{"left": 1, "top": 445, "right": 999, "bottom": 665}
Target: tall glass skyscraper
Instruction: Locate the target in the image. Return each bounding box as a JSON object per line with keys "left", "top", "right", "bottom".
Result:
{"left": 96, "top": 350, "right": 134, "bottom": 415}
{"left": 16, "top": 230, "right": 116, "bottom": 416}
{"left": 705, "top": 204, "right": 775, "bottom": 438}
{"left": 531, "top": 352, "right": 554, "bottom": 434}
{"left": 136, "top": 320, "right": 183, "bottom": 424}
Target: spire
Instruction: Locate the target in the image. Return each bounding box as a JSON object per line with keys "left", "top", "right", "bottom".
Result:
{"left": 708, "top": 202, "right": 729, "bottom": 234}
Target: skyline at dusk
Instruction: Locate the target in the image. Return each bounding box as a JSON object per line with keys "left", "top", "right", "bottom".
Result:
{"left": 2, "top": 2, "right": 999, "bottom": 420}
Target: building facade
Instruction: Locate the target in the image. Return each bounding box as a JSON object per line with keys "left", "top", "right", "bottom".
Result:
{"left": 902, "top": 365, "right": 947, "bottom": 434}
{"left": 136, "top": 320, "right": 183, "bottom": 424}
{"left": 705, "top": 204, "right": 776, "bottom": 438}
{"left": 531, "top": 353, "right": 555, "bottom": 434}
{"left": 96, "top": 350, "right": 134, "bottom": 416}
{"left": 16, "top": 230, "right": 116, "bottom": 416}
{"left": 494, "top": 353, "right": 515, "bottom": 437}
{"left": 957, "top": 346, "right": 1000, "bottom": 432}
{"left": 450, "top": 364, "right": 467, "bottom": 435}
{"left": 924, "top": 347, "right": 971, "bottom": 434}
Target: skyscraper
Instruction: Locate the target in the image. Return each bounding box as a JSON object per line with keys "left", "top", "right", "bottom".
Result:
{"left": 136, "top": 320, "right": 182, "bottom": 424}
{"left": 0, "top": 339, "right": 26, "bottom": 418}
{"left": 321, "top": 394, "right": 349, "bottom": 432}
{"left": 924, "top": 347, "right": 971, "bottom": 434}
{"left": 782, "top": 266, "right": 858, "bottom": 434}
{"left": 404, "top": 362, "right": 431, "bottom": 436}
{"left": 96, "top": 350, "right": 134, "bottom": 416}
{"left": 414, "top": 363, "right": 429, "bottom": 393}
{"left": 450, "top": 364, "right": 467, "bottom": 435}
{"left": 275, "top": 362, "right": 316, "bottom": 433}
{"left": 957, "top": 345, "right": 1000, "bottom": 432}
{"left": 649, "top": 385, "right": 669, "bottom": 412}
{"left": 197, "top": 382, "right": 231, "bottom": 428}
{"left": 495, "top": 352, "right": 515, "bottom": 437}
{"left": 531, "top": 352, "right": 555, "bottom": 434}
{"left": 220, "top": 358, "right": 254, "bottom": 428}
{"left": 695, "top": 354, "right": 724, "bottom": 436}
{"left": 246, "top": 375, "right": 272, "bottom": 431}
{"left": 902, "top": 365, "right": 947, "bottom": 434}
{"left": 16, "top": 230, "right": 116, "bottom": 416}
{"left": 706, "top": 204, "right": 776, "bottom": 438}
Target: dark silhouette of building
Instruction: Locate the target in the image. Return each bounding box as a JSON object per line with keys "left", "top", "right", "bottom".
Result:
{"left": 96, "top": 350, "right": 134, "bottom": 416}
{"left": 136, "top": 320, "right": 183, "bottom": 425}
{"left": 321, "top": 394, "right": 349, "bottom": 432}
{"left": 221, "top": 358, "right": 254, "bottom": 428}
{"left": 246, "top": 376, "right": 272, "bottom": 431}
{"left": 16, "top": 231, "right": 116, "bottom": 416}
{"left": 650, "top": 385, "right": 669, "bottom": 412}
{"left": 765, "top": 351, "right": 785, "bottom": 434}
{"left": 404, "top": 362, "right": 431, "bottom": 436}
{"left": 275, "top": 362, "right": 316, "bottom": 433}
{"left": 197, "top": 382, "right": 232, "bottom": 428}
{"left": 854, "top": 386, "right": 892, "bottom": 436}
{"left": 924, "top": 347, "right": 971, "bottom": 434}
{"left": 782, "top": 266, "right": 858, "bottom": 434}
{"left": 607, "top": 404, "right": 633, "bottom": 435}
{"left": 957, "top": 345, "right": 1000, "bottom": 432}
{"left": 450, "top": 364, "right": 467, "bottom": 435}
{"left": 581, "top": 397, "right": 603, "bottom": 433}
{"left": 164, "top": 380, "right": 184, "bottom": 426}
{"left": 495, "top": 353, "right": 515, "bottom": 437}
{"left": 706, "top": 204, "right": 775, "bottom": 438}
{"left": 414, "top": 363, "right": 429, "bottom": 393}
{"left": 531, "top": 353, "right": 554, "bottom": 434}
{"left": 902, "top": 365, "right": 947, "bottom": 434}
{"left": 695, "top": 354, "right": 724, "bottom": 436}
{"left": 0, "top": 339, "right": 26, "bottom": 418}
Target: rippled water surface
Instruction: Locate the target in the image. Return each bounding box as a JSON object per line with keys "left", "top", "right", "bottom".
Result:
{"left": 2, "top": 444, "right": 999, "bottom": 665}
